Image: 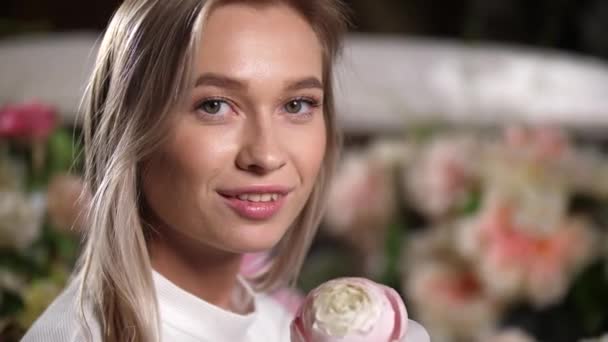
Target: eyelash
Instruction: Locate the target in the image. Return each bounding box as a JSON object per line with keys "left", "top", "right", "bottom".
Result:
{"left": 193, "top": 96, "right": 321, "bottom": 121}
{"left": 194, "top": 96, "right": 234, "bottom": 121}
{"left": 286, "top": 97, "right": 321, "bottom": 119}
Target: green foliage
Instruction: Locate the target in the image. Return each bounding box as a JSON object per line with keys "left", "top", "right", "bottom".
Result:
{"left": 0, "top": 290, "right": 24, "bottom": 317}
{"left": 378, "top": 220, "right": 407, "bottom": 290}
{"left": 571, "top": 261, "right": 608, "bottom": 335}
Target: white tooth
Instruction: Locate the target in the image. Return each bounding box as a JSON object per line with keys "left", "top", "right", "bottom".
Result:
{"left": 249, "top": 194, "right": 261, "bottom": 202}
{"left": 238, "top": 194, "right": 249, "bottom": 201}
{"left": 260, "top": 194, "right": 272, "bottom": 202}
{"left": 271, "top": 194, "right": 279, "bottom": 201}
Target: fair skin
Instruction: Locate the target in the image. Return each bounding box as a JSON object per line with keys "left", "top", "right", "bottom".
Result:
{"left": 141, "top": 3, "right": 326, "bottom": 312}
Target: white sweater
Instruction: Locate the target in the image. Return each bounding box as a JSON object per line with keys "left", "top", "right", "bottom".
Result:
{"left": 22, "top": 271, "right": 430, "bottom": 341}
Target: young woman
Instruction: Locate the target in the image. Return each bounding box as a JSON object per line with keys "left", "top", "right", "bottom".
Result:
{"left": 23, "top": 0, "right": 428, "bottom": 341}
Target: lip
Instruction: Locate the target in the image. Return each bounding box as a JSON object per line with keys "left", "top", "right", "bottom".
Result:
{"left": 217, "top": 185, "right": 293, "bottom": 221}
{"left": 217, "top": 185, "right": 293, "bottom": 197}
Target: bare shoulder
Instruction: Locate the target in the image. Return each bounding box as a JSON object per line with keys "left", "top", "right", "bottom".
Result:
{"left": 21, "top": 281, "right": 101, "bottom": 342}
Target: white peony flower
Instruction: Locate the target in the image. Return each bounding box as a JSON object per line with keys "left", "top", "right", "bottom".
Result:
{"left": 291, "top": 277, "right": 411, "bottom": 342}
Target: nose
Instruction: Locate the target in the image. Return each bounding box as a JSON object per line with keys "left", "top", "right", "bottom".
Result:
{"left": 236, "top": 117, "right": 286, "bottom": 175}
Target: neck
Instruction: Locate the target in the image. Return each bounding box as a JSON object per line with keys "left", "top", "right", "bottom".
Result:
{"left": 148, "top": 229, "right": 244, "bottom": 312}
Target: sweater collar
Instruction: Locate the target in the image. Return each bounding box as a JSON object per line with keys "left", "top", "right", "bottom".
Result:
{"left": 153, "top": 270, "right": 257, "bottom": 341}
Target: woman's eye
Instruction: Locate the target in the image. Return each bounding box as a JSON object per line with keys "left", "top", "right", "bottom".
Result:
{"left": 284, "top": 99, "right": 315, "bottom": 115}
{"left": 197, "top": 99, "right": 231, "bottom": 116}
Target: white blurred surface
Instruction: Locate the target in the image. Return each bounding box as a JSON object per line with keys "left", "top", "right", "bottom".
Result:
{"left": 1, "top": 33, "right": 608, "bottom": 132}
{"left": 336, "top": 35, "right": 608, "bottom": 133}
{"left": 0, "top": 33, "right": 99, "bottom": 125}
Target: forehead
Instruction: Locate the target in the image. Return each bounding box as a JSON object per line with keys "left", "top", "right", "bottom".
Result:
{"left": 195, "top": 2, "right": 324, "bottom": 83}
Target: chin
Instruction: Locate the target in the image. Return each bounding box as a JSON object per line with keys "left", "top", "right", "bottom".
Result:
{"left": 227, "top": 225, "right": 287, "bottom": 253}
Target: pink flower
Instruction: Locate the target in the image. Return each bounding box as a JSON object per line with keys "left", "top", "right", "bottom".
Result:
{"left": 0, "top": 102, "right": 57, "bottom": 140}
{"left": 240, "top": 252, "right": 304, "bottom": 315}
{"left": 325, "top": 150, "right": 396, "bottom": 235}
{"left": 324, "top": 148, "right": 397, "bottom": 275}
{"left": 464, "top": 202, "right": 597, "bottom": 307}
{"left": 291, "top": 277, "right": 408, "bottom": 342}
{"left": 483, "top": 128, "right": 572, "bottom": 236}
{"left": 404, "top": 136, "right": 479, "bottom": 218}
{"left": 504, "top": 125, "right": 569, "bottom": 161}
{"left": 405, "top": 256, "right": 501, "bottom": 340}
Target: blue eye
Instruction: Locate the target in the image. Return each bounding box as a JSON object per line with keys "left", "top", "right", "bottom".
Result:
{"left": 197, "top": 99, "right": 231, "bottom": 116}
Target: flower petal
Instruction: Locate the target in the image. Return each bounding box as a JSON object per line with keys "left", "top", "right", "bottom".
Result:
{"left": 383, "top": 285, "right": 408, "bottom": 341}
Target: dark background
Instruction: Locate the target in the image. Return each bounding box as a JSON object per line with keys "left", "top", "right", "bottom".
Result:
{"left": 2, "top": 0, "right": 608, "bottom": 61}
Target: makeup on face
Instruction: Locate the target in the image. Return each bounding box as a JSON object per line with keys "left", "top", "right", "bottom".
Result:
{"left": 143, "top": 2, "right": 326, "bottom": 253}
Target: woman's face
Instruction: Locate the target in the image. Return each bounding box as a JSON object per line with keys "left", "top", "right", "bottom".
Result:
{"left": 142, "top": 3, "right": 326, "bottom": 254}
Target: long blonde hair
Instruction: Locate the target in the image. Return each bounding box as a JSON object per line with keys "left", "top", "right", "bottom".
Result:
{"left": 76, "top": 0, "right": 349, "bottom": 340}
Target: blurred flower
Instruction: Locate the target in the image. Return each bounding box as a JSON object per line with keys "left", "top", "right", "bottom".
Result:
{"left": 0, "top": 191, "right": 45, "bottom": 250}
{"left": 404, "top": 227, "right": 502, "bottom": 342}
{"left": 325, "top": 149, "right": 397, "bottom": 234}
{"left": 499, "top": 126, "right": 608, "bottom": 201}
{"left": 460, "top": 202, "right": 597, "bottom": 308}
{"left": 0, "top": 102, "right": 58, "bottom": 141}
{"left": 483, "top": 131, "right": 570, "bottom": 236}
{"left": 0, "top": 269, "right": 24, "bottom": 293}
{"left": 367, "top": 138, "right": 414, "bottom": 167}
{"left": 291, "top": 277, "right": 408, "bottom": 342}
{"left": 405, "top": 260, "right": 500, "bottom": 342}
{"left": 46, "top": 174, "right": 87, "bottom": 234}
{"left": 404, "top": 135, "right": 479, "bottom": 218}
{"left": 504, "top": 126, "right": 570, "bottom": 161}
{"left": 482, "top": 328, "right": 537, "bottom": 342}
{"left": 324, "top": 147, "right": 397, "bottom": 273}
{"left": 240, "top": 252, "right": 304, "bottom": 315}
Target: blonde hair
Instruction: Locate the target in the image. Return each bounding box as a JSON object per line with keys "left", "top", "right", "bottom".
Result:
{"left": 76, "top": 0, "right": 349, "bottom": 341}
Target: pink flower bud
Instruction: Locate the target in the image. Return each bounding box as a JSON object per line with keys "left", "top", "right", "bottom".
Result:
{"left": 291, "top": 277, "right": 407, "bottom": 342}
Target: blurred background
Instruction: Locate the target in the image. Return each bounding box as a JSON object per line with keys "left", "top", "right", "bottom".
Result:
{"left": 1, "top": 1, "right": 608, "bottom": 341}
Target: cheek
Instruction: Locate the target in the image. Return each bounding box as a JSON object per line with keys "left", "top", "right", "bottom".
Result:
{"left": 143, "top": 119, "right": 241, "bottom": 215}
{"left": 281, "top": 116, "right": 327, "bottom": 185}
{"left": 167, "top": 120, "right": 240, "bottom": 188}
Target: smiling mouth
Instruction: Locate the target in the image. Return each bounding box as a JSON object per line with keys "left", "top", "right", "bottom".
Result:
{"left": 216, "top": 187, "right": 292, "bottom": 220}
{"left": 216, "top": 186, "right": 292, "bottom": 200}
{"left": 220, "top": 193, "right": 283, "bottom": 202}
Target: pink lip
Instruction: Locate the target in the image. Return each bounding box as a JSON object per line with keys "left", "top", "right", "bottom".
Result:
{"left": 217, "top": 185, "right": 293, "bottom": 221}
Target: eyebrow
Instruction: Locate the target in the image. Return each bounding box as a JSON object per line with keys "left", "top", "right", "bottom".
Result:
{"left": 285, "top": 77, "right": 324, "bottom": 91}
{"left": 194, "top": 73, "right": 323, "bottom": 92}
{"left": 195, "top": 73, "right": 246, "bottom": 90}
